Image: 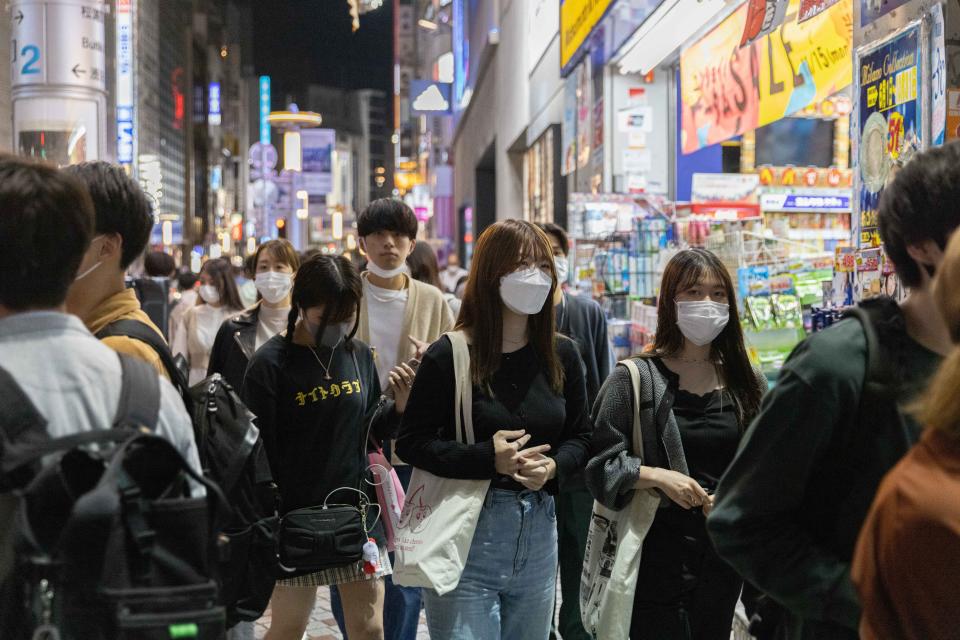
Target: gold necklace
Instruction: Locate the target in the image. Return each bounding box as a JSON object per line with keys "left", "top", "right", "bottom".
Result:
{"left": 308, "top": 344, "right": 337, "bottom": 380}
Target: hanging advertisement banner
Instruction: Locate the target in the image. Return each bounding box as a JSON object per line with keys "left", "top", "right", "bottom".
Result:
{"left": 740, "top": 0, "right": 789, "bottom": 47}
{"left": 856, "top": 25, "right": 921, "bottom": 249}
{"left": 116, "top": 0, "right": 135, "bottom": 168}
{"left": 560, "top": 0, "right": 615, "bottom": 71}
{"left": 301, "top": 129, "right": 335, "bottom": 196}
{"left": 797, "top": 0, "right": 840, "bottom": 22}
{"left": 562, "top": 70, "right": 578, "bottom": 175}
{"left": 680, "top": 0, "right": 852, "bottom": 155}
{"left": 931, "top": 3, "right": 946, "bottom": 146}
{"left": 576, "top": 60, "right": 592, "bottom": 170}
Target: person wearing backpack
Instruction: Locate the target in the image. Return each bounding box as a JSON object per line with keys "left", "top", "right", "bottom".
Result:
{"left": 208, "top": 239, "right": 300, "bottom": 392}
{"left": 395, "top": 220, "right": 592, "bottom": 640}
{"left": 852, "top": 228, "right": 960, "bottom": 639}
{"left": 241, "top": 254, "right": 411, "bottom": 640}
{"left": 63, "top": 161, "right": 170, "bottom": 379}
{"left": 0, "top": 156, "right": 204, "bottom": 635}
{"left": 706, "top": 143, "right": 960, "bottom": 640}
{"left": 583, "top": 248, "right": 766, "bottom": 640}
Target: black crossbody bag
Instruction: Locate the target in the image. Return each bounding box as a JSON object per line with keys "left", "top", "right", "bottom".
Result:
{"left": 278, "top": 350, "right": 379, "bottom": 573}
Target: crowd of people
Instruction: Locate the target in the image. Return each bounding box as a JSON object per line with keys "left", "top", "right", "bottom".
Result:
{"left": 0, "top": 144, "right": 959, "bottom": 640}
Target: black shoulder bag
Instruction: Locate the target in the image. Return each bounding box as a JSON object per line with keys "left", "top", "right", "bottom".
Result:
{"left": 277, "top": 350, "right": 380, "bottom": 574}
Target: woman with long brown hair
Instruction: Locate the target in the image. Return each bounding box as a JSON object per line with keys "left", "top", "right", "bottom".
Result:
{"left": 396, "top": 220, "right": 592, "bottom": 639}
{"left": 586, "top": 248, "right": 766, "bottom": 639}
{"left": 852, "top": 229, "right": 960, "bottom": 640}
{"left": 172, "top": 256, "right": 244, "bottom": 384}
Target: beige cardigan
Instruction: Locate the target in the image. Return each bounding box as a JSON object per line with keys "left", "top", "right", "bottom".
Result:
{"left": 358, "top": 273, "right": 455, "bottom": 370}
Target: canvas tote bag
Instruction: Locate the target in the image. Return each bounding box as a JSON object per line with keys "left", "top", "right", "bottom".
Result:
{"left": 580, "top": 358, "right": 661, "bottom": 640}
{"left": 392, "top": 330, "right": 491, "bottom": 595}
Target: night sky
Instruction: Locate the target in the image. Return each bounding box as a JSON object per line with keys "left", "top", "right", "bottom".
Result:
{"left": 252, "top": 0, "right": 393, "bottom": 104}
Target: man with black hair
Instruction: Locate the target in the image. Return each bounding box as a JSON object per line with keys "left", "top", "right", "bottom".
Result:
{"left": 0, "top": 156, "right": 198, "bottom": 583}
{"left": 64, "top": 162, "right": 171, "bottom": 377}
{"left": 331, "top": 198, "right": 453, "bottom": 640}
{"left": 707, "top": 143, "right": 960, "bottom": 640}
{"left": 538, "top": 222, "right": 612, "bottom": 640}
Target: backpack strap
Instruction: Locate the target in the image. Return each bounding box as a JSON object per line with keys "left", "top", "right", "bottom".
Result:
{"left": 115, "top": 354, "right": 161, "bottom": 431}
{"left": 0, "top": 364, "right": 50, "bottom": 490}
{"left": 97, "top": 319, "right": 188, "bottom": 394}
{"left": 446, "top": 331, "right": 475, "bottom": 445}
{"left": 619, "top": 359, "right": 646, "bottom": 463}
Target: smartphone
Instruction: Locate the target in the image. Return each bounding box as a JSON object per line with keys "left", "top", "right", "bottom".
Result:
{"left": 384, "top": 358, "right": 421, "bottom": 398}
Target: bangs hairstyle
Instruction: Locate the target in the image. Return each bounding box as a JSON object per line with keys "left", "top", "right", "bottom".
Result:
{"left": 916, "top": 229, "right": 960, "bottom": 438}
{"left": 457, "top": 219, "right": 562, "bottom": 392}
{"left": 285, "top": 254, "right": 362, "bottom": 349}
{"left": 200, "top": 257, "right": 244, "bottom": 310}
{"left": 254, "top": 239, "right": 301, "bottom": 272}
{"left": 651, "top": 248, "right": 764, "bottom": 426}
{"left": 357, "top": 198, "right": 419, "bottom": 240}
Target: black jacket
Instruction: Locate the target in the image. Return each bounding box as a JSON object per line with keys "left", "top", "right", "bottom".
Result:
{"left": 208, "top": 305, "right": 261, "bottom": 391}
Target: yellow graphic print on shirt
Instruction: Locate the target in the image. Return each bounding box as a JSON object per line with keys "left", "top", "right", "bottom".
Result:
{"left": 295, "top": 379, "right": 362, "bottom": 406}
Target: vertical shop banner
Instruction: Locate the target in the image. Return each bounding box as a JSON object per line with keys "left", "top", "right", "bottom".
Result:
{"left": 301, "top": 129, "right": 335, "bottom": 196}
{"left": 741, "top": 0, "right": 790, "bottom": 47}
{"left": 577, "top": 61, "right": 592, "bottom": 170}
{"left": 680, "top": 0, "right": 852, "bottom": 154}
{"left": 931, "top": 3, "right": 946, "bottom": 146}
{"left": 562, "top": 70, "right": 578, "bottom": 175}
{"left": 857, "top": 25, "right": 921, "bottom": 249}
{"left": 116, "top": 0, "right": 135, "bottom": 168}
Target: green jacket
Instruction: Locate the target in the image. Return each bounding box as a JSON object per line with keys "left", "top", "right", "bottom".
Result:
{"left": 707, "top": 313, "right": 941, "bottom": 640}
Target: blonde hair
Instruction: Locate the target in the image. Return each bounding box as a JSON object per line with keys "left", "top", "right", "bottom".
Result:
{"left": 917, "top": 230, "right": 960, "bottom": 436}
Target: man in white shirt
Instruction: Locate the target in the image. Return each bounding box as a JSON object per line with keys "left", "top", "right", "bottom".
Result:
{"left": 331, "top": 198, "right": 453, "bottom": 640}
{"left": 0, "top": 157, "right": 200, "bottom": 582}
{"left": 439, "top": 252, "right": 468, "bottom": 294}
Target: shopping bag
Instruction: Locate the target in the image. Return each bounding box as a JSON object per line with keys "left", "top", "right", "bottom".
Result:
{"left": 580, "top": 358, "right": 661, "bottom": 640}
{"left": 392, "top": 331, "right": 490, "bottom": 595}
{"left": 368, "top": 447, "right": 405, "bottom": 552}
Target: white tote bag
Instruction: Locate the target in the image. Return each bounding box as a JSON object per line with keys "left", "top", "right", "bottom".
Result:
{"left": 580, "top": 358, "right": 661, "bottom": 640}
{"left": 392, "top": 331, "right": 491, "bottom": 595}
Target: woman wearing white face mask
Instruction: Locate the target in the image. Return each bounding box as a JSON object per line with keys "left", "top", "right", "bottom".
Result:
{"left": 396, "top": 220, "right": 593, "bottom": 640}
{"left": 242, "top": 254, "right": 412, "bottom": 640}
{"left": 208, "top": 240, "right": 301, "bottom": 393}
{"left": 172, "top": 257, "right": 244, "bottom": 385}
{"left": 585, "top": 248, "right": 767, "bottom": 640}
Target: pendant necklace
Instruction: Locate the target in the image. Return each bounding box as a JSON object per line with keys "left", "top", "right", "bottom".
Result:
{"left": 309, "top": 344, "right": 337, "bottom": 380}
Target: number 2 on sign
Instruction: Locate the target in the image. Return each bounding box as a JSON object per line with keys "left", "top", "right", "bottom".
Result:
{"left": 12, "top": 40, "right": 41, "bottom": 76}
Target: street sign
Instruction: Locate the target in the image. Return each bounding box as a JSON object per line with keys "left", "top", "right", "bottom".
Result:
{"left": 248, "top": 142, "right": 278, "bottom": 179}
{"left": 12, "top": 2, "right": 107, "bottom": 91}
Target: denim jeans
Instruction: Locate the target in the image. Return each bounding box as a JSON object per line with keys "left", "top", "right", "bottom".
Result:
{"left": 421, "top": 488, "right": 558, "bottom": 640}
{"left": 330, "top": 464, "right": 422, "bottom": 640}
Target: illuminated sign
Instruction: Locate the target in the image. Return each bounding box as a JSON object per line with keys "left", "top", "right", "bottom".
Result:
{"left": 116, "top": 0, "right": 134, "bottom": 166}
{"left": 760, "top": 192, "right": 851, "bottom": 212}
{"left": 259, "top": 75, "right": 271, "bottom": 143}
{"left": 208, "top": 81, "right": 221, "bottom": 126}
{"left": 410, "top": 80, "right": 451, "bottom": 114}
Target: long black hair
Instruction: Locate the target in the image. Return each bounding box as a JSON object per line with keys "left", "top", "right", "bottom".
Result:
{"left": 285, "top": 254, "right": 362, "bottom": 350}
{"left": 650, "top": 248, "right": 764, "bottom": 426}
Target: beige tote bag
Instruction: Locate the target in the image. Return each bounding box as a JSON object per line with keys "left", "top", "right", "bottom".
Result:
{"left": 580, "top": 358, "right": 661, "bottom": 640}
{"left": 392, "top": 331, "right": 491, "bottom": 595}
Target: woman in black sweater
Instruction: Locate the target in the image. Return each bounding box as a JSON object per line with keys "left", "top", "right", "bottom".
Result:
{"left": 396, "top": 220, "right": 592, "bottom": 640}
{"left": 242, "top": 255, "right": 411, "bottom": 640}
{"left": 585, "top": 248, "right": 766, "bottom": 639}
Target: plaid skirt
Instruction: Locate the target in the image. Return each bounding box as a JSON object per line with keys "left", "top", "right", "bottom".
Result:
{"left": 276, "top": 546, "right": 392, "bottom": 587}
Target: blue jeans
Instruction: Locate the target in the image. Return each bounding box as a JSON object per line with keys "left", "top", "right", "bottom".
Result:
{"left": 421, "top": 488, "right": 558, "bottom": 640}
{"left": 331, "top": 465, "right": 422, "bottom": 640}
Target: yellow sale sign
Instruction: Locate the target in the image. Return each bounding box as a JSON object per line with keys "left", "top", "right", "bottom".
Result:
{"left": 681, "top": 0, "right": 852, "bottom": 153}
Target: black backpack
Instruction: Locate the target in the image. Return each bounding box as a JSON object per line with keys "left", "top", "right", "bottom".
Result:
{"left": 130, "top": 278, "right": 172, "bottom": 341}
{"left": 96, "top": 319, "right": 280, "bottom": 627}
{"left": 0, "top": 355, "right": 228, "bottom": 640}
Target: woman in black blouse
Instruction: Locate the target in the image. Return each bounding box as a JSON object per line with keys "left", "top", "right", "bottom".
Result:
{"left": 242, "top": 255, "right": 412, "bottom": 640}
{"left": 397, "top": 220, "right": 592, "bottom": 640}
{"left": 586, "top": 248, "right": 766, "bottom": 639}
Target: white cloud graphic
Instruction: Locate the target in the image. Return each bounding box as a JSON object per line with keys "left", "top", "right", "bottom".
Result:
{"left": 413, "top": 84, "right": 449, "bottom": 112}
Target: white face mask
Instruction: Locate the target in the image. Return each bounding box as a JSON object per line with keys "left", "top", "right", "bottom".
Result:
{"left": 500, "top": 267, "right": 553, "bottom": 316}
{"left": 255, "top": 271, "right": 293, "bottom": 304}
{"left": 554, "top": 256, "right": 569, "bottom": 283}
{"left": 676, "top": 300, "right": 729, "bottom": 346}
{"left": 199, "top": 284, "right": 221, "bottom": 305}
{"left": 367, "top": 260, "right": 409, "bottom": 279}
